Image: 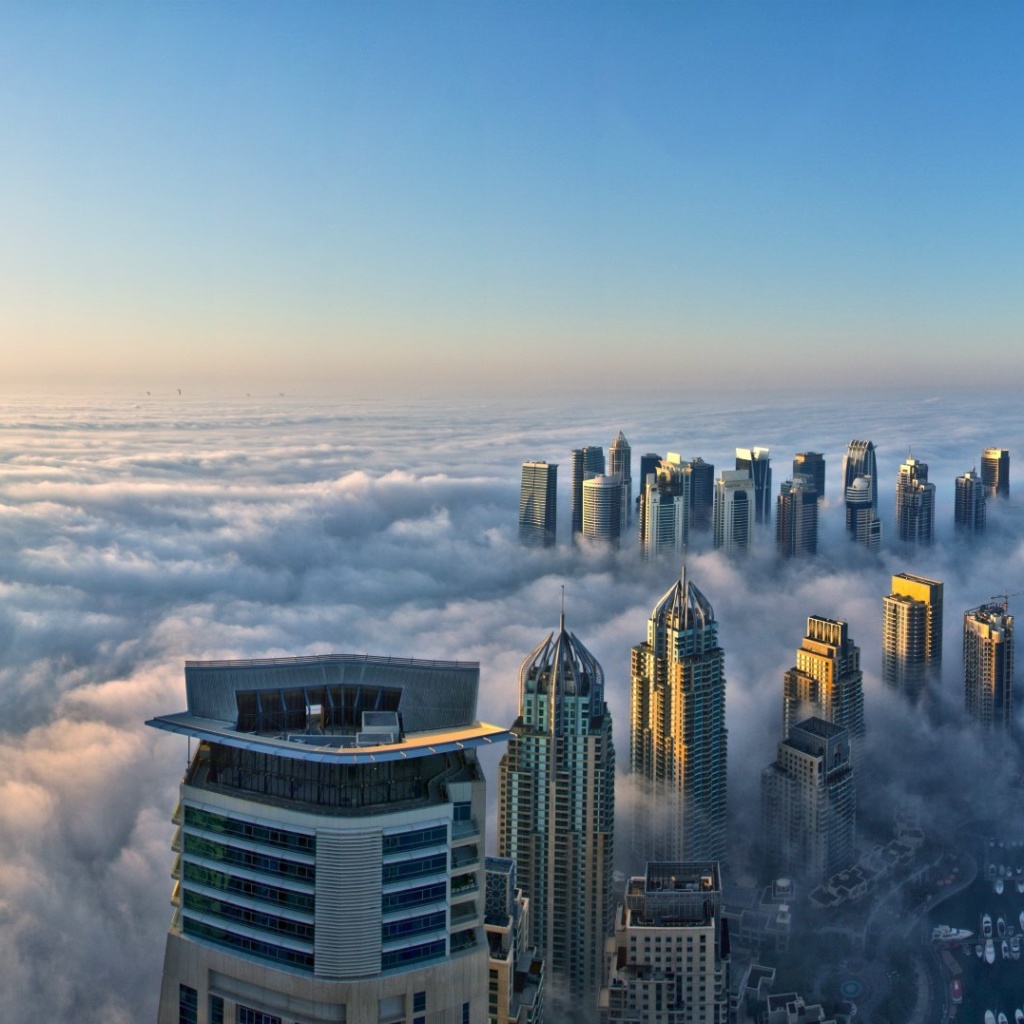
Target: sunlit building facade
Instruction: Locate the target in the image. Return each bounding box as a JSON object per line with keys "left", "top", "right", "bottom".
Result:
{"left": 964, "top": 601, "right": 1014, "bottom": 735}
{"left": 631, "top": 569, "right": 728, "bottom": 864}
{"left": 792, "top": 452, "right": 825, "bottom": 503}
{"left": 148, "top": 654, "right": 508, "bottom": 1024}
{"left": 895, "top": 455, "right": 935, "bottom": 545}
{"left": 713, "top": 469, "right": 754, "bottom": 555}
{"left": 954, "top": 468, "right": 987, "bottom": 533}
{"left": 882, "top": 573, "right": 943, "bottom": 702}
{"left": 582, "top": 474, "right": 624, "bottom": 547}
{"left": 641, "top": 454, "right": 692, "bottom": 560}
{"left": 519, "top": 461, "right": 558, "bottom": 547}
{"left": 981, "top": 447, "right": 1010, "bottom": 499}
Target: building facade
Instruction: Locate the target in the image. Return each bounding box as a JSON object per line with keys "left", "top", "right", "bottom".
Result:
{"left": 600, "top": 863, "right": 729, "bottom": 1024}
{"left": 631, "top": 569, "right": 728, "bottom": 864}
{"left": 964, "top": 601, "right": 1014, "bottom": 734}
{"left": 761, "top": 718, "right": 855, "bottom": 887}
{"left": 781, "top": 616, "right": 865, "bottom": 743}
{"left": 713, "top": 470, "right": 754, "bottom": 555}
{"left": 895, "top": 455, "right": 935, "bottom": 545}
{"left": 736, "top": 447, "right": 772, "bottom": 526}
{"left": 792, "top": 452, "right": 825, "bottom": 503}
{"left": 519, "top": 462, "right": 558, "bottom": 547}
{"left": 609, "top": 431, "right": 633, "bottom": 531}
{"left": 981, "top": 447, "right": 1010, "bottom": 499}
{"left": 882, "top": 573, "right": 944, "bottom": 702}
{"left": 641, "top": 454, "right": 692, "bottom": 560}
{"left": 571, "top": 446, "right": 606, "bottom": 538}
{"left": 954, "top": 468, "right": 987, "bottom": 533}
{"left": 775, "top": 477, "right": 818, "bottom": 558}
{"left": 148, "top": 654, "right": 508, "bottom": 1024}
{"left": 842, "top": 440, "right": 877, "bottom": 512}
{"left": 498, "top": 614, "right": 615, "bottom": 1003}
{"left": 582, "top": 474, "right": 624, "bottom": 547}
{"left": 845, "top": 476, "right": 881, "bottom": 551}
{"left": 689, "top": 458, "right": 715, "bottom": 532}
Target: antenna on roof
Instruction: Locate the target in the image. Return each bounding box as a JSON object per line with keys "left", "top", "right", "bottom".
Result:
{"left": 560, "top": 584, "right": 565, "bottom": 631}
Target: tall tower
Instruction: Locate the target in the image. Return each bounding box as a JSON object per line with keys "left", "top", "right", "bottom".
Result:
{"left": 895, "top": 455, "right": 936, "bottom": 545}
{"left": 761, "top": 718, "right": 855, "bottom": 885}
{"left": 964, "top": 601, "right": 1014, "bottom": 734}
{"left": 735, "top": 446, "right": 772, "bottom": 525}
{"left": 147, "top": 654, "right": 507, "bottom": 1024}
{"left": 608, "top": 430, "right": 633, "bottom": 531}
{"left": 519, "top": 461, "right": 557, "bottom": 547}
{"left": 601, "top": 863, "right": 730, "bottom": 1024}
{"left": 775, "top": 476, "right": 819, "bottom": 558}
{"left": 955, "top": 468, "right": 987, "bottom": 533}
{"left": 630, "top": 569, "right": 728, "bottom": 863}
{"left": 637, "top": 452, "right": 663, "bottom": 541}
{"left": 782, "top": 616, "right": 865, "bottom": 743}
{"left": 641, "top": 454, "right": 692, "bottom": 560}
{"left": 570, "top": 446, "right": 605, "bottom": 538}
{"left": 689, "top": 457, "right": 715, "bottom": 532}
{"left": 882, "top": 573, "right": 944, "bottom": 702}
{"left": 793, "top": 452, "right": 825, "bottom": 503}
{"left": 713, "top": 469, "right": 754, "bottom": 554}
{"left": 845, "top": 476, "right": 882, "bottom": 551}
{"left": 582, "top": 474, "right": 623, "bottom": 547}
{"left": 498, "top": 614, "right": 615, "bottom": 1003}
{"left": 843, "top": 440, "right": 878, "bottom": 511}
{"left": 981, "top": 447, "right": 1010, "bottom": 499}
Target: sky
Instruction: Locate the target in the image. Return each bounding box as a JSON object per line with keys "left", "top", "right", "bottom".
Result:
{"left": 2, "top": 2, "right": 1023, "bottom": 396}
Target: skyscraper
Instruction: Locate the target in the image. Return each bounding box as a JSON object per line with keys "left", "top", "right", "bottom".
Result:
{"left": 582, "top": 474, "right": 623, "bottom": 547}
{"left": 637, "top": 452, "right": 662, "bottom": 540}
{"left": 735, "top": 446, "right": 772, "bottom": 525}
{"left": 571, "top": 446, "right": 605, "bottom": 538}
{"left": 775, "top": 476, "right": 818, "bottom": 558}
{"left": 147, "top": 653, "right": 508, "bottom": 1024}
{"left": 601, "top": 863, "right": 729, "bottom": 1024}
{"left": 631, "top": 569, "right": 728, "bottom": 863}
{"left": 761, "top": 718, "right": 855, "bottom": 884}
{"left": 689, "top": 457, "right": 715, "bottom": 532}
{"left": 498, "top": 613, "right": 615, "bottom": 1003}
{"left": 519, "top": 461, "right": 557, "bottom": 547}
{"left": 882, "top": 573, "right": 944, "bottom": 702}
{"left": 981, "top": 447, "right": 1010, "bottom": 499}
{"left": 843, "top": 439, "right": 878, "bottom": 511}
{"left": 608, "top": 430, "right": 633, "bottom": 530}
{"left": 640, "top": 454, "right": 691, "bottom": 560}
{"left": 793, "top": 451, "right": 825, "bottom": 503}
{"left": 964, "top": 600, "right": 1014, "bottom": 734}
{"left": 845, "top": 476, "right": 882, "bottom": 551}
{"left": 782, "top": 616, "right": 865, "bottom": 743}
{"left": 955, "top": 468, "right": 987, "bottom": 533}
{"left": 895, "top": 455, "right": 936, "bottom": 545}
{"left": 713, "top": 469, "right": 754, "bottom": 555}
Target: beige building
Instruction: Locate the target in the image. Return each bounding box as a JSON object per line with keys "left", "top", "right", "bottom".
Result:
{"left": 882, "top": 573, "right": 943, "bottom": 701}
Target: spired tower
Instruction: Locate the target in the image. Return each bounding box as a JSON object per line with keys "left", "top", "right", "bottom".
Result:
{"left": 608, "top": 430, "right": 633, "bottom": 530}
{"left": 498, "top": 613, "right": 615, "bottom": 1003}
{"left": 630, "top": 568, "right": 728, "bottom": 864}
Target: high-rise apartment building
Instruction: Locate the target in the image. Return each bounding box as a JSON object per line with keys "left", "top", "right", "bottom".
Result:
{"left": 689, "top": 457, "right": 715, "bottom": 532}
{"left": 895, "top": 455, "right": 935, "bottom": 545}
{"left": 761, "top": 718, "right": 855, "bottom": 885}
{"left": 882, "top": 573, "right": 943, "bottom": 702}
{"left": 964, "top": 601, "right": 1014, "bottom": 734}
{"left": 498, "top": 614, "right": 615, "bottom": 1002}
{"left": 631, "top": 569, "right": 728, "bottom": 863}
{"left": 637, "top": 453, "right": 663, "bottom": 537}
{"left": 582, "top": 474, "right": 623, "bottom": 547}
{"left": 955, "top": 468, "right": 987, "bottom": 533}
{"left": 713, "top": 469, "right": 754, "bottom": 555}
{"left": 793, "top": 452, "right": 825, "bottom": 503}
{"left": 842, "top": 440, "right": 878, "bottom": 511}
{"left": 485, "top": 857, "right": 544, "bottom": 1024}
{"left": 736, "top": 447, "right": 772, "bottom": 525}
{"left": 782, "top": 616, "right": 865, "bottom": 743}
{"left": 775, "top": 476, "right": 818, "bottom": 558}
{"left": 147, "top": 653, "right": 508, "bottom": 1024}
{"left": 519, "top": 461, "right": 557, "bottom": 547}
{"left": 571, "top": 446, "right": 606, "bottom": 538}
{"left": 641, "top": 454, "right": 692, "bottom": 560}
{"left": 600, "top": 863, "right": 729, "bottom": 1024}
{"left": 845, "top": 476, "right": 882, "bottom": 551}
{"left": 981, "top": 447, "right": 1010, "bottom": 499}
{"left": 609, "top": 430, "right": 633, "bottom": 530}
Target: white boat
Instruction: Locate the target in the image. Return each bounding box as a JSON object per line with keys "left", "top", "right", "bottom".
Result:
{"left": 986, "top": 1012, "right": 996, "bottom": 1024}
{"left": 976, "top": 944, "right": 984, "bottom": 958}
{"left": 1012, "top": 935, "right": 1021, "bottom": 960}
{"left": 999, "top": 916, "right": 1007, "bottom": 938}
{"left": 1003, "top": 939, "right": 1010, "bottom": 959}
{"left": 997, "top": 879, "right": 1005, "bottom": 894}
{"left": 1000, "top": 1014, "right": 1009, "bottom": 1024}
{"left": 1017, "top": 879, "right": 1024, "bottom": 894}
{"left": 932, "top": 925, "right": 974, "bottom": 943}
{"left": 1014, "top": 1010, "right": 1023, "bottom": 1024}
{"left": 986, "top": 939, "right": 996, "bottom": 963}
{"left": 984, "top": 914, "right": 994, "bottom": 938}
{"left": 1019, "top": 910, "right": 1024, "bottom": 933}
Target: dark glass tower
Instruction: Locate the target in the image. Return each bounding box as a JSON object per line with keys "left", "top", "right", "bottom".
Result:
{"left": 519, "top": 461, "right": 557, "bottom": 547}
{"left": 570, "top": 446, "right": 605, "bottom": 538}
{"left": 735, "top": 447, "right": 772, "bottom": 525}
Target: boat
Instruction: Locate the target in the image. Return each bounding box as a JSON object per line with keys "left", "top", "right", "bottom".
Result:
{"left": 986, "top": 938, "right": 996, "bottom": 963}
{"left": 986, "top": 1012, "right": 996, "bottom": 1024}
{"left": 997, "top": 878, "right": 1005, "bottom": 894}
{"left": 950, "top": 977, "right": 963, "bottom": 1005}
{"left": 1019, "top": 910, "right": 1024, "bottom": 933}
{"left": 984, "top": 914, "right": 994, "bottom": 938}
{"left": 1000, "top": 1014, "right": 1009, "bottom": 1024}
{"left": 932, "top": 925, "right": 974, "bottom": 943}
{"left": 976, "top": 944, "right": 984, "bottom": 958}
{"left": 1014, "top": 1010, "right": 1023, "bottom": 1024}
{"left": 999, "top": 916, "right": 1007, "bottom": 938}
{"left": 1013, "top": 936, "right": 1021, "bottom": 960}
{"left": 1016, "top": 879, "right": 1024, "bottom": 894}
{"left": 1003, "top": 939, "right": 1011, "bottom": 959}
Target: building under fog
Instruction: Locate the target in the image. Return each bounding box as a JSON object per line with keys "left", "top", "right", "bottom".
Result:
{"left": 882, "top": 573, "right": 943, "bottom": 702}
{"left": 735, "top": 447, "right": 772, "bottom": 526}
{"left": 955, "top": 468, "right": 987, "bottom": 533}
{"left": 147, "top": 653, "right": 509, "bottom": 1024}
{"left": 895, "top": 455, "right": 935, "bottom": 545}
{"left": 964, "top": 600, "right": 1014, "bottom": 735}
{"left": 713, "top": 469, "right": 754, "bottom": 555}
{"left": 640, "top": 454, "right": 692, "bottom": 560}
{"left": 981, "top": 447, "right": 1010, "bottom": 498}
{"left": 775, "top": 476, "right": 818, "bottom": 558}
{"left": 571, "top": 446, "right": 605, "bottom": 539}
{"left": 519, "top": 461, "right": 557, "bottom": 547}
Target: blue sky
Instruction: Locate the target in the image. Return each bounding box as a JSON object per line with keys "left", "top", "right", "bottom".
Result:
{"left": 1, "top": 2, "right": 1022, "bottom": 395}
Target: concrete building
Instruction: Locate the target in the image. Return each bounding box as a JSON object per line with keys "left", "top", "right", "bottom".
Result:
{"left": 600, "top": 863, "right": 730, "bottom": 1024}
{"left": 147, "top": 653, "right": 509, "bottom": 1024}
{"left": 882, "top": 573, "right": 943, "bottom": 702}
{"left": 792, "top": 452, "right": 825, "bottom": 503}
{"left": 640, "top": 454, "right": 692, "bottom": 560}
{"left": 981, "top": 447, "right": 1010, "bottom": 499}
{"left": 844, "top": 476, "right": 881, "bottom": 551}
{"left": 519, "top": 461, "right": 558, "bottom": 547}
{"left": 964, "top": 600, "right": 1014, "bottom": 734}
{"left": 775, "top": 477, "right": 818, "bottom": 558}
{"left": 609, "top": 430, "right": 633, "bottom": 531}
{"left": 583, "top": 475, "right": 624, "bottom": 547}
{"left": 571, "top": 446, "right": 605, "bottom": 538}
{"left": 498, "top": 614, "right": 615, "bottom": 1003}
{"left": 761, "top": 718, "right": 856, "bottom": 885}
{"left": 631, "top": 569, "right": 728, "bottom": 864}
{"left": 782, "top": 616, "right": 864, "bottom": 744}
{"left": 954, "top": 468, "right": 987, "bottom": 533}
{"left": 735, "top": 447, "right": 772, "bottom": 526}
{"left": 713, "top": 469, "right": 754, "bottom": 555}
{"left": 842, "top": 440, "right": 877, "bottom": 512}
{"left": 895, "top": 455, "right": 935, "bottom": 545}
{"left": 485, "top": 858, "right": 544, "bottom": 1024}
{"left": 636, "top": 453, "right": 663, "bottom": 537}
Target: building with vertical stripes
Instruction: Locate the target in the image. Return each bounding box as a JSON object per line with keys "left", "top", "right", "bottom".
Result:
{"left": 148, "top": 654, "right": 509, "bottom": 1024}
{"left": 882, "top": 573, "right": 943, "bottom": 702}
{"left": 955, "top": 467, "right": 987, "bottom": 533}
{"left": 519, "top": 461, "right": 558, "bottom": 547}
{"left": 964, "top": 601, "right": 1015, "bottom": 735}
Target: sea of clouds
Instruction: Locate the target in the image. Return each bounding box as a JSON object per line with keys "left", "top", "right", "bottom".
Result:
{"left": 0, "top": 389, "right": 1020, "bottom": 1022}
